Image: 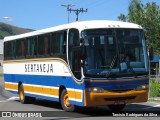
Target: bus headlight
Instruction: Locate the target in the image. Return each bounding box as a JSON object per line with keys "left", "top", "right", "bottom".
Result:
{"left": 136, "top": 84, "right": 149, "bottom": 90}
{"left": 86, "top": 87, "right": 104, "bottom": 93}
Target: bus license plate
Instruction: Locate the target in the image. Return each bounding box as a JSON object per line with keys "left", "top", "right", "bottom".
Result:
{"left": 114, "top": 101, "right": 125, "bottom": 105}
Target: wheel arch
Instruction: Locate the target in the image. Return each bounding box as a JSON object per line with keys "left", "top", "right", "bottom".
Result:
{"left": 59, "top": 85, "right": 66, "bottom": 102}
{"left": 18, "top": 81, "right": 22, "bottom": 93}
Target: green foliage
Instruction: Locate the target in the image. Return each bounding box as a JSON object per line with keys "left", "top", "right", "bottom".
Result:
{"left": 118, "top": 0, "right": 160, "bottom": 54}
{"left": 0, "top": 23, "right": 14, "bottom": 39}
{"left": 149, "top": 79, "right": 160, "bottom": 97}
{"left": 0, "top": 22, "right": 34, "bottom": 39}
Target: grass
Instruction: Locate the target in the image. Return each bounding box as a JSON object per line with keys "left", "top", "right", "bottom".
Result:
{"left": 149, "top": 79, "right": 160, "bottom": 97}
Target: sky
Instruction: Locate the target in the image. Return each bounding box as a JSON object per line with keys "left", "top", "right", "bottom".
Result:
{"left": 0, "top": 0, "right": 160, "bottom": 30}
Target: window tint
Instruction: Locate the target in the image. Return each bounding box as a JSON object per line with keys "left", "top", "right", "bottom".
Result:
{"left": 37, "top": 34, "right": 50, "bottom": 56}
{"left": 4, "top": 41, "right": 16, "bottom": 60}
{"left": 26, "top": 36, "right": 37, "bottom": 57}
{"left": 4, "top": 30, "right": 67, "bottom": 60}
{"left": 68, "top": 29, "right": 81, "bottom": 79}
{"left": 51, "top": 31, "right": 66, "bottom": 56}
{"left": 38, "top": 35, "right": 45, "bottom": 56}
{"left": 16, "top": 39, "right": 25, "bottom": 58}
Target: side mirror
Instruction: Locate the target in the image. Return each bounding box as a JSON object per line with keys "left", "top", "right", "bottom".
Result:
{"left": 149, "top": 47, "right": 154, "bottom": 60}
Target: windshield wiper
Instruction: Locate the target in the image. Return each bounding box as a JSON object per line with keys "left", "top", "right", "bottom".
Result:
{"left": 106, "top": 55, "right": 117, "bottom": 77}
{"left": 121, "top": 57, "right": 136, "bottom": 76}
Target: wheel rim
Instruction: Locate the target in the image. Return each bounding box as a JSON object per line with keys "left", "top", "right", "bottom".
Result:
{"left": 20, "top": 87, "right": 24, "bottom": 101}
{"left": 63, "top": 92, "right": 71, "bottom": 108}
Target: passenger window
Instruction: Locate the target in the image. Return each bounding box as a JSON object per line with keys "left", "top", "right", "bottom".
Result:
{"left": 16, "top": 39, "right": 25, "bottom": 58}
{"left": 50, "top": 31, "right": 67, "bottom": 57}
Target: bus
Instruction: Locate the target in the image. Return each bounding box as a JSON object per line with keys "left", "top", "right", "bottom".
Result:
{"left": 4, "top": 20, "right": 149, "bottom": 112}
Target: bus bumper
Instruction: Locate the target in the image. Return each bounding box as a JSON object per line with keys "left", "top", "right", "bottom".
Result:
{"left": 84, "top": 89, "right": 148, "bottom": 106}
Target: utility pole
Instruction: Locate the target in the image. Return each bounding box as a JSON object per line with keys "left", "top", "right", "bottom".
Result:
{"left": 68, "top": 8, "right": 87, "bottom": 21}
{"left": 61, "top": 4, "right": 75, "bottom": 23}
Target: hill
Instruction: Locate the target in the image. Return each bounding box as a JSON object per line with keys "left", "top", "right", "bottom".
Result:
{"left": 0, "top": 22, "right": 34, "bottom": 39}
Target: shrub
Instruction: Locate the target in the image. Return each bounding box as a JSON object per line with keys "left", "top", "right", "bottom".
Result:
{"left": 149, "top": 79, "right": 160, "bottom": 97}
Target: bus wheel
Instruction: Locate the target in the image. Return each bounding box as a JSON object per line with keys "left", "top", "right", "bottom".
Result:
{"left": 108, "top": 104, "right": 126, "bottom": 111}
{"left": 19, "top": 84, "right": 29, "bottom": 104}
{"left": 60, "top": 89, "right": 75, "bottom": 112}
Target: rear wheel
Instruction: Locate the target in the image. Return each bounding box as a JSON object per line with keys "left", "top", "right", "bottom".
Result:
{"left": 108, "top": 104, "right": 126, "bottom": 111}
{"left": 60, "top": 89, "right": 75, "bottom": 112}
{"left": 19, "top": 84, "right": 29, "bottom": 104}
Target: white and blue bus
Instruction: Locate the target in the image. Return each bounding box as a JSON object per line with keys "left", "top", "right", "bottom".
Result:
{"left": 4, "top": 20, "right": 149, "bottom": 111}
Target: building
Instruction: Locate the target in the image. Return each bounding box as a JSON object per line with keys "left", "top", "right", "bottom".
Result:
{"left": 0, "top": 39, "right": 3, "bottom": 74}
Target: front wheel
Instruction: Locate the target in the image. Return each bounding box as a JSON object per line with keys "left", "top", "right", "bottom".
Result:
{"left": 60, "top": 89, "right": 75, "bottom": 112}
{"left": 108, "top": 104, "right": 126, "bottom": 111}
{"left": 19, "top": 84, "right": 29, "bottom": 104}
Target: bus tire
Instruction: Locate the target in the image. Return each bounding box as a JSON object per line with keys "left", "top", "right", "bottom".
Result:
{"left": 108, "top": 104, "right": 126, "bottom": 111}
{"left": 60, "top": 89, "right": 75, "bottom": 112}
{"left": 19, "top": 84, "right": 29, "bottom": 104}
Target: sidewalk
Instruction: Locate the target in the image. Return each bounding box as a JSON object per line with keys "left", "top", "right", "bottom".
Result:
{"left": 149, "top": 97, "right": 160, "bottom": 102}
{"left": 0, "top": 66, "right": 3, "bottom": 74}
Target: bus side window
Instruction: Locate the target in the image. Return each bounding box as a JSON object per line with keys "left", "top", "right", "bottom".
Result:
{"left": 37, "top": 34, "right": 50, "bottom": 57}
{"left": 38, "top": 35, "right": 45, "bottom": 56}
{"left": 50, "top": 30, "right": 67, "bottom": 57}
{"left": 16, "top": 39, "right": 25, "bottom": 58}
{"left": 44, "top": 34, "right": 50, "bottom": 56}
{"left": 32, "top": 36, "right": 38, "bottom": 57}
{"left": 4, "top": 41, "right": 16, "bottom": 60}
{"left": 4, "top": 42, "right": 8, "bottom": 60}
{"left": 26, "top": 37, "right": 31, "bottom": 57}
{"left": 50, "top": 32, "right": 56, "bottom": 55}
{"left": 58, "top": 31, "right": 67, "bottom": 54}
{"left": 21, "top": 40, "right": 25, "bottom": 57}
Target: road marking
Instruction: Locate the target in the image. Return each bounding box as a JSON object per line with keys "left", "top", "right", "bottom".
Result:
{"left": 143, "top": 104, "right": 160, "bottom": 109}
{"left": 0, "top": 96, "right": 19, "bottom": 103}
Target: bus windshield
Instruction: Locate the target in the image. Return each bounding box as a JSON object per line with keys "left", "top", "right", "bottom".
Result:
{"left": 82, "top": 28, "right": 148, "bottom": 77}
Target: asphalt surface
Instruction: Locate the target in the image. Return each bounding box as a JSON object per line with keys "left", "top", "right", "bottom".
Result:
{"left": 0, "top": 76, "right": 160, "bottom": 120}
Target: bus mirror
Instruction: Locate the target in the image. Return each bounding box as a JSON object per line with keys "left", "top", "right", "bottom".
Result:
{"left": 149, "top": 47, "right": 154, "bottom": 60}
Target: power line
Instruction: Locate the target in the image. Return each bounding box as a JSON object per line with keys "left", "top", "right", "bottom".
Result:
{"left": 61, "top": 4, "right": 75, "bottom": 23}
{"left": 68, "top": 8, "right": 88, "bottom": 21}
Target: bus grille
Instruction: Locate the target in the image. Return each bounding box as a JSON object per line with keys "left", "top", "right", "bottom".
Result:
{"left": 104, "top": 96, "right": 136, "bottom": 101}
{"left": 109, "top": 89, "right": 133, "bottom": 93}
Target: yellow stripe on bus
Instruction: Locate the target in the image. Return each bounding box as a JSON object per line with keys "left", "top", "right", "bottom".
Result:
{"left": 24, "top": 85, "right": 59, "bottom": 97}
{"left": 5, "top": 83, "right": 18, "bottom": 91}
{"left": 5, "top": 82, "right": 82, "bottom": 102}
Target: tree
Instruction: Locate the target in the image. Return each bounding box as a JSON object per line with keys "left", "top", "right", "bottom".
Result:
{"left": 118, "top": 0, "right": 160, "bottom": 53}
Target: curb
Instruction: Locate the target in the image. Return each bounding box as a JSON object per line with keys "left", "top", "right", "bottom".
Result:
{"left": 148, "top": 97, "right": 160, "bottom": 102}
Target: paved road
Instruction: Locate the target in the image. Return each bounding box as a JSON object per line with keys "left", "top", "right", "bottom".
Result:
{"left": 0, "top": 76, "right": 160, "bottom": 120}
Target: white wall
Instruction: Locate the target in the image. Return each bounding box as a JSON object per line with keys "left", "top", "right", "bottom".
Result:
{"left": 0, "top": 40, "right": 3, "bottom": 55}
{"left": 0, "top": 39, "right": 3, "bottom": 71}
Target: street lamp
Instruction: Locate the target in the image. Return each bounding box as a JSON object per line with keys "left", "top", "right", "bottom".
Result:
{"left": 0, "top": 17, "right": 12, "bottom": 22}
{"left": 1, "top": 17, "right": 10, "bottom": 20}
{"left": 61, "top": 4, "right": 75, "bottom": 23}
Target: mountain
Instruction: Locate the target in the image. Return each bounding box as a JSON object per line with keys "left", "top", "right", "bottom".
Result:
{"left": 0, "top": 22, "right": 34, "bottom": 39}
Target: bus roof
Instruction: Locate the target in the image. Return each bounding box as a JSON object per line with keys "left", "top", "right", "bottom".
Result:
{"left": 4, "top": 20, "right": 143, "bottom": 42}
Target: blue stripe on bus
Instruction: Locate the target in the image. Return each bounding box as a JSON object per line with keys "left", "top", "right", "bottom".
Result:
{"left": 4, "top": 74, "right": 81, "bottom": 89}
{"left": 84, "top": 77, "right": 149, "bottom": 91}
{"left": 4, "top": 74, "right": 85, "bottom": 106}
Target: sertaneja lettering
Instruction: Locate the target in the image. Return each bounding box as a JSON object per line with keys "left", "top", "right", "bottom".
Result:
{"left": 25, "top": 64, "right": 53, "bottom": 73}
